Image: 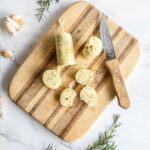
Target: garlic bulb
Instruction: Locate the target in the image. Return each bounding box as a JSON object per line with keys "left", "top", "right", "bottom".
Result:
{"left": 1, "top": 15, "right": 23, "bottom": 35}
{"left": 0, "top": 98, "right": 6, "bottom": 119}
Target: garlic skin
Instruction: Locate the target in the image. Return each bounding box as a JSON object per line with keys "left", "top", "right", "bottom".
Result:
{"left": 1, "top": 15, "right": 23, "bottom": 35}
{"left": 0, "top": 50, "right": 14, "bottom": 60}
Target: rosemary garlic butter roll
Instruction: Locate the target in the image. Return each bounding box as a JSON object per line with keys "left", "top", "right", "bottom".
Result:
{"left": 55, "top": 32, "right": 76, "bottom": 66}
{"left": 55, "top": 19, "right": 76, "bottom": 66}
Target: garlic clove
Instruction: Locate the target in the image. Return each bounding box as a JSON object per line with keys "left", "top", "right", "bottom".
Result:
{"left": 1, "top": 15, "right": 23, "bottom": 35}
{"left": 0, "top": 50, "right": 14, "bottom": 60}
{"left": 2, "top": 20, "right": 18, "bottom": 34}
{"left": 11, "top": 15, "right": 23, "bottom": 26}
{"left": 1, "top": 21, "right": 9, "bottom": 32}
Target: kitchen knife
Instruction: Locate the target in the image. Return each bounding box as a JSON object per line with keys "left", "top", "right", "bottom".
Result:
{"left": 100, "top": 14, "right": 130, "bottom": 109}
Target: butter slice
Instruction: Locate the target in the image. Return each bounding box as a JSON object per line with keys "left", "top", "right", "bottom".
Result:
{"left": 42, "top": 69, "right": 61, "bottom": 89}
{"left": 60, "top": 88, "right": 76, "bottom": 107}
{"left": 75, "top": 69, "right": 93, "bottom": 85}
{"left": 80, "top": 86, "right": 97, "bottom": 106}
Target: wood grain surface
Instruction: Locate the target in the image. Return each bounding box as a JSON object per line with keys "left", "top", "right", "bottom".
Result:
{"left": 105, "top": 59, "right": 130, "bottom": 109}
{"left": 9, "top": 1, "right": 141, "bottom": 142}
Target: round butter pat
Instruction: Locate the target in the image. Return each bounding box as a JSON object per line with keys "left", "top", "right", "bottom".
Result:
{"left": 80, "top": 86, "right": 97, "bottom": 106}
{"left": 42, "top": 69, "right": 61, "bottom": 89}
{"left": 60, "top": 88, "right": 76, "bottom": 107}
{"left": 75, "top": 69, "right": 93, "bottom": 85}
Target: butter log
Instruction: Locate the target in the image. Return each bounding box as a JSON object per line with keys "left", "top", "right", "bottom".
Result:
{"left": 55, "top": 19, "right": 76, "bottom": 66}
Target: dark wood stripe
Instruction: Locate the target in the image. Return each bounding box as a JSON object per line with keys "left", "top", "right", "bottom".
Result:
{"left": 59, "top": 102, "right": 87, "bottom": 138}
{"left": 29, "top": 89, "right": 50, "bottom": 114}
{"left": 112, "top": 27, "right": 122, "bottom": 39}
{"left": 14, "top": 4, "right": 93, "bottom": 102}
{"left": 44, "top": 104, "right": 62, "bottom": 126}
{"left": 58, "top": 38, "right": 137, "bottom": 138}
{"left": 118, "top": 38, "right": 137, "bottom": 63}
{"left": 43, "top": 26, "right": 121, "bottom": 126}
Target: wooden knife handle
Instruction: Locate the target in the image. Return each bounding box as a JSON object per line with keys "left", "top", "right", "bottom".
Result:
{"left": 105, "top": 59, "right": 130, "bottom": 109}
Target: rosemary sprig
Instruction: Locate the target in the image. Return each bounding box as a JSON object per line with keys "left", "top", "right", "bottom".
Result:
{"left": 36, "top": 0, "right": 60, "bottom": 22}
{"left": 87, "top": 114, "right": 121, "bottom": 150}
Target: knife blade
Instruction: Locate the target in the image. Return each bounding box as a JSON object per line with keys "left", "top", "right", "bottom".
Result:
{"left": 100, "top": 14, "right": 130, "bottom": 109}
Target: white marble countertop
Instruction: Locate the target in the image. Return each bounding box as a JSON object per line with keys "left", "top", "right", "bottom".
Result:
{"left": 0, "top": 0, "right": 150, "bottom": 150}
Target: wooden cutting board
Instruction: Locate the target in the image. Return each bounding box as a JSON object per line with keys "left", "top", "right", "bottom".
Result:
{"left": 9, "top": 1, "right": 141, "bottom": 142}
